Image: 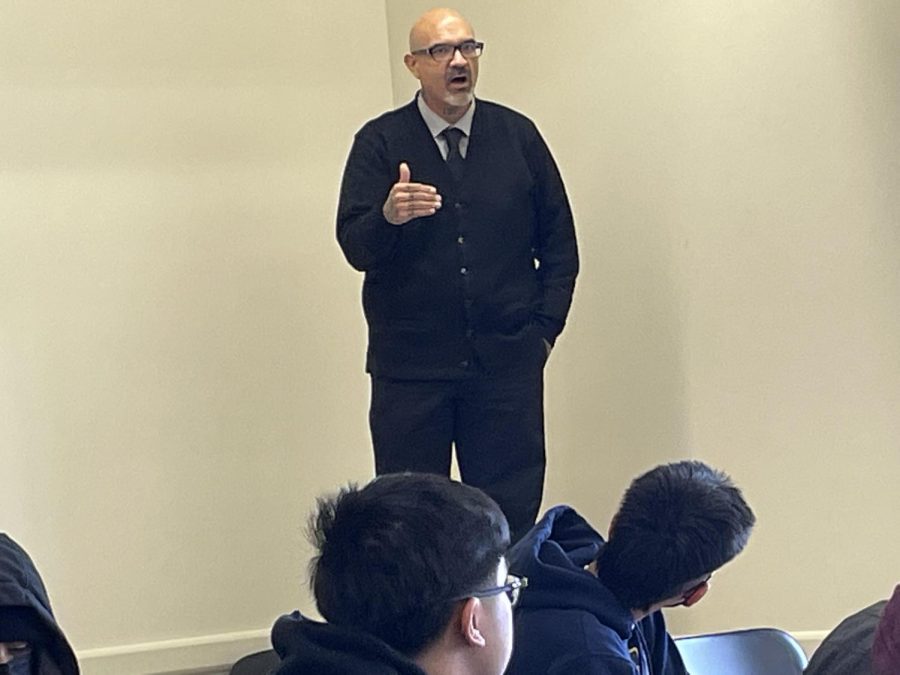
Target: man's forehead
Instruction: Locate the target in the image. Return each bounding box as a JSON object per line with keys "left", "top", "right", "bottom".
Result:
{"left": 410, "top": 11, "right": 474, "bottom": 48}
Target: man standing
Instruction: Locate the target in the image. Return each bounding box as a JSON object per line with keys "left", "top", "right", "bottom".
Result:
{"left": 337, "top": 8, "right": 578, "bottom": 541}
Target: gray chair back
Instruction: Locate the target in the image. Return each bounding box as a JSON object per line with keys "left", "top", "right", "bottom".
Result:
{"left": 676, "top": 627, "right": 808, "bottom": 675}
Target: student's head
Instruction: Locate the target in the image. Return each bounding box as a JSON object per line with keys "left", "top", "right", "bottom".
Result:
{"left": 0, "top": 535, "right": 80, "bottom": 675}
{"left": 596, "top": 460, "right": 755, "bottom": 613}
{"left": 309, "top": 473, "right": 514, "bottom": 673}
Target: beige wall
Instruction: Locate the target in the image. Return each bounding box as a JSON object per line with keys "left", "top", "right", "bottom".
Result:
{"left": 1, "top": 2, "right": 389, "bottom": 672}
{"left": 1, "top": 1, "right": 898, "bottom": 672}
{"left": 386, "top": 0, "right": 900, "bottom": 640}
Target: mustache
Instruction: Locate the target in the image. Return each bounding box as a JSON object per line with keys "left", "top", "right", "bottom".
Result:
{"left": 446, "top": 66, "right": 470, "bottom": 80}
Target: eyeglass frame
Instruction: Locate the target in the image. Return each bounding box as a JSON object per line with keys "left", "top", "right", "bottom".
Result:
{"left": 452, "top": 574, "right": 528, "bottom": 607}
{"left": 410, "top": 40, "right": 485, "bottom": 62}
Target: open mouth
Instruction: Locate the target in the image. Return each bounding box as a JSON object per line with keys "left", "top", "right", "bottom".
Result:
{"left": 448, "top": 72, "right": 470, "bottom": 88}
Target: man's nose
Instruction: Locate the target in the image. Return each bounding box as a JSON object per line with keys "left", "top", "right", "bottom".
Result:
{"left": 0, "top": 644, "right": 12, "bottom": 664}
{"left": 449, "top": 46, "right": 468, "bottom": 67}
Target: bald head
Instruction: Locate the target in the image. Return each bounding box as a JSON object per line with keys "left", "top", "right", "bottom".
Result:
{"left": 404, "top": 7, "right": 480, "bottom": 123}
{"left": 409, "top": 8, "right": 474, "bottom": 51}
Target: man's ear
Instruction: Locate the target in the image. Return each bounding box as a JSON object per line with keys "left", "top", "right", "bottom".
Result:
{"left": 458, "top": 597, "right": 486, "bottom": 647}
{"left": 404, "top": 53, "right": 419, "bottom": 78}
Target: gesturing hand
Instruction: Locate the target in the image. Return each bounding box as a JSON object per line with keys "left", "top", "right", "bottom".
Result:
{"left": 382, "top": 162, "right": 442, "bottom": 225}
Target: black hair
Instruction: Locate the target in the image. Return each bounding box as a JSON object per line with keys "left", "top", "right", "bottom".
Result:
{"left": 596, "top": 460, "right": 755, "bottom": 611}
{"left": 308, "top": 472, "right": 510, "bottom": 656}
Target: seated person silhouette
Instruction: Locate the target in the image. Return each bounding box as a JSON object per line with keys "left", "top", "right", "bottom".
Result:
{"left": 271, "top": 473, "right": 518, "bottom": 675}
{"left": 0, "top": 533, "right": 80, "bottom": 675}
{"left": 506, "top": 460, "right": 756, "bottom": 675}
{"left": 805, "top": 584, "right": 900, "bottom": 675}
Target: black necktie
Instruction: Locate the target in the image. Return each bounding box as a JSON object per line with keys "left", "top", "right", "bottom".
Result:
{"left": 441, "top": 127, "right": 465, "bottom": 181}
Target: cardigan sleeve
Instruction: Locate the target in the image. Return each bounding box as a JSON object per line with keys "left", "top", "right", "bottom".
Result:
{"left": 336, "top": 125, "right": 402, "bottom": 272}
{"left": 527, "top": 126, "right": 579, "bottom": 344}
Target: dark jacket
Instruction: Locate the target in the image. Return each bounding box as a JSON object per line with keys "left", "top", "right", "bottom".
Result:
{"left": 271, "top": 611, "right": 427, "bottom": 675}
{"left": 337, "top": 97, "right": 578, "bottom": 379}
{"left": 506, "top": 506, "right": 686, "bottom": 675}
{"left": 873, "top": 585, "right": 900, "bottom": 675}
{"left": 0, "top": 534, "right": 79, "bottom": 675}
{"left": 804, "top": 601, "right": 885, "bottom": 675}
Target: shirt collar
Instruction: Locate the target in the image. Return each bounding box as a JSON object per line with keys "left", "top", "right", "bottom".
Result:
{"left": 416, "top": 91, "right": 475, "bottom": 138}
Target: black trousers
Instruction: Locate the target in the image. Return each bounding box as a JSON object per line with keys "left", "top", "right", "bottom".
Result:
{"left": 370, "top": 369, "right": 545, "bottom": 544}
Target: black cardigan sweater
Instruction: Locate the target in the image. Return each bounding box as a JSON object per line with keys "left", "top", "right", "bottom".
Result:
{"left": 337, "top": 97, "right": 578, "bottom": 379}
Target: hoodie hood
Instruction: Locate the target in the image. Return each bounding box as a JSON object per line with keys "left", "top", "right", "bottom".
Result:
{"left": 803, "top": 599, "right": 885, "bottom": 675}
{"left": 271, "top": 611, "right": 427, "bottom": 675}
{"left": 507, "top": 505, "right": 634, "bottom": 639}
{"left": 872, "top": 585, "right": 900, "bottom": 675}
{"left": 0, "top": 534, "right": 79, "bottom": 675}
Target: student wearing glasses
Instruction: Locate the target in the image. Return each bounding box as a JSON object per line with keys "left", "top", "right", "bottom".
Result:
{"left": 336, "top": 7, "right": 579, "bottom": 543}
{"left": 0, "top": 534, "right": 80, "bottom": 675}
{"left": 505, "top": 461, "right": 756, "bottom": 675}
{"left": 271, "top": 473, "right": 522, "bottom": 675}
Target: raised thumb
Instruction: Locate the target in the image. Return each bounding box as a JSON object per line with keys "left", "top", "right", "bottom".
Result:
{"left": 398, "top": 162, "right": 410, "bottom": 183}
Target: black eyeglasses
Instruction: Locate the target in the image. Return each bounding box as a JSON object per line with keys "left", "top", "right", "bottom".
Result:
{"left": 453, "top": 574, "right": 528, "bottom": 607}
{"left": 411, "top": 40, "right": 484, "bottom": 63}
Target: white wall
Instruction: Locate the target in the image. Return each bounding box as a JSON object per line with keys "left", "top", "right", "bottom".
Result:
{"left": 0, "top": 2, "right": 390, "bottom": 672}
{"left": 386, "top": 0, "right": 900, "bottom": 641}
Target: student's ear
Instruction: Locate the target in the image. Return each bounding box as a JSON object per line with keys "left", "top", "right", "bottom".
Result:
{"left": 458, "top": 597, "right": 487, "bottom": 647}
{"left": 682, "top": 582, "right": 709, "bottom": 608}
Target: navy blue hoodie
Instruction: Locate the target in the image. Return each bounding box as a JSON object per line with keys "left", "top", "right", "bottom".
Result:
{"left": 0, "top": 534, "right": 79, "bottom": 675}
{"left": 271, "top": 611, "right": 427, "bottom": 675}
{"left": 505, "top": 506, "right": 686, "bottom": 675}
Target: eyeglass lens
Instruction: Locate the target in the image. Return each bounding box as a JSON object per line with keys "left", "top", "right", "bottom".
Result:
{"left": 430, "top": 41, "right": 481, "bottom": 61}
